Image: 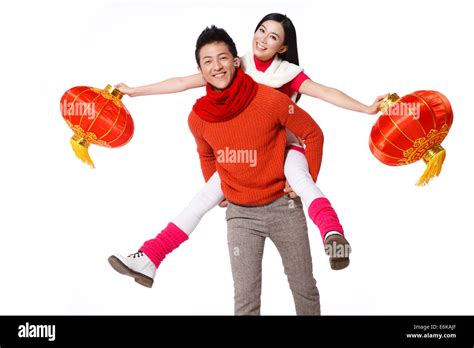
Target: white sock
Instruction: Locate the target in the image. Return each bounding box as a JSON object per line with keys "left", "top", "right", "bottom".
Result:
{"left": 172, "top": 172, "right": 224, "bottom": 235}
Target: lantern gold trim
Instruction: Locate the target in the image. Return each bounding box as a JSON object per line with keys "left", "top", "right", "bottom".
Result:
{"left": 378, "top": 93, "right": 401, "bottom": 113}
{"left": 104, "top": 84, "right": 124, "bottom": 99}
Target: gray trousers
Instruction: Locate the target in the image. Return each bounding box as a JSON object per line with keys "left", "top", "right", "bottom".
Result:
{"left": 225, "top": 195, "right": 320, "bottom": 315}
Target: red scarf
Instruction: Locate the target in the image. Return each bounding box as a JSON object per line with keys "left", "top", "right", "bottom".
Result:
{"left": 193, "top": 68, "right": 258, "bottom": 123}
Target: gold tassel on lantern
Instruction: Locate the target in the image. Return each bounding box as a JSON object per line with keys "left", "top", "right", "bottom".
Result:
{"left": 416, "top": 144, "right": 446, "bottom": 186}
{"left": 70, "top": 134, "right": 95, "bottom": 168}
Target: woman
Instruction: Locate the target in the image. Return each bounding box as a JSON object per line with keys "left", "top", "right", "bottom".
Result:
{"left": 109, "top": 13, "right": 387, "bottom": 287}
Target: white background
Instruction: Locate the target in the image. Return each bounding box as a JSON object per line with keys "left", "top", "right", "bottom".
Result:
{"left": 0, "top": 0, "right": 473, "bottom": 315}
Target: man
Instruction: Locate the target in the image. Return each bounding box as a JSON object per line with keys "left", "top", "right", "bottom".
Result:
{"left": 188, "top": 26, "right": 323, "bottom": 315}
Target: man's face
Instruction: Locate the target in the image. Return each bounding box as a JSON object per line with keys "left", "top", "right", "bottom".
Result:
{"left": 198, "top": 41, "right": 239, "bottom": 91}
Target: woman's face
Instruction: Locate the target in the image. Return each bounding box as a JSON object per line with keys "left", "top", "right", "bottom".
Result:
{"left": 253, "top": 20, "right": 288, "bottom": 62}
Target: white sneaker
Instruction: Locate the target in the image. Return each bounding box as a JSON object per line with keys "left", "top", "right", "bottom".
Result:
{"left": 108, "top": 251, "right": 156, "bottom": 288}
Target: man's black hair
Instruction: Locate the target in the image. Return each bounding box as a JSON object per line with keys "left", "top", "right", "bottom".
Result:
{"left": 195, "top": 25, "right": 238, "bottom": 66}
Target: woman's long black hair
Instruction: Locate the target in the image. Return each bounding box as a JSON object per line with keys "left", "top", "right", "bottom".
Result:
{"left": 254, "top": 13, "right": 302, "bottom": 103}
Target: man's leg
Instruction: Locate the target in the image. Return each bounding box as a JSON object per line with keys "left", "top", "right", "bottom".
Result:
{"left": 267, "top": 196, "right": 321, "bottom": 315}
{"left": 226, "top": 203, "right": 267, "bottom": 315}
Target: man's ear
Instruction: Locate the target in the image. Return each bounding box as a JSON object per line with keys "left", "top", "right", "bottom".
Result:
{"left": 233, "top": 57, "right": 241, "bottom": 68}
{"left": 197, "top": 64, "right": 201, "bottom": 72}
{"left": 278, "top": 45, "right": 288, "bottom": 54}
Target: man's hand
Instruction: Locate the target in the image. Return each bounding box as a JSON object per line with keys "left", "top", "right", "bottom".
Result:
{"left": 218, "top": 199, "right": 228, "bottom": 208}
{"left": 284, "top": 181, "right": 298, "bottom": 198}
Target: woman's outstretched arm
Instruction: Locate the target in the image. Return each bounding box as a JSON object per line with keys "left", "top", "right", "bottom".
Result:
{"left": 298, "top": 79, "right": 388, "bottom": 115}
{"left": 115, "top": 73, "right": 206, "bottom": 97}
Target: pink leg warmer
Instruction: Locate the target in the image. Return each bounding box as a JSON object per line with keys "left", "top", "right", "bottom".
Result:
{"left": 308, "top": 197, "right": 344, "bottom": 242}
{"left": 140, "top": 223, "right": 189, "bottom": 268}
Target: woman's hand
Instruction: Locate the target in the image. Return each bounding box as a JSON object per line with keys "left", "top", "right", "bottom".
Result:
{"left": 366, "top": 93, "right": 390, "bottom": 115}
{"left": 114, "top": 82, "right": 135, "bottom": 97}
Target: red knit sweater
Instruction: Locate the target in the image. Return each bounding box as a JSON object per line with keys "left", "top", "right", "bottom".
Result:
{"left": 188, "top": 84, "right": 324, "bottom": 206}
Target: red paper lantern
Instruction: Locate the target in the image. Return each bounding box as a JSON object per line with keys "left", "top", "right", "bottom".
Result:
{"left": 369, "top": 91, "right": 453, "bottom": 185}
{"left": 60, "top": 84, "right": 134, "bottom": 168}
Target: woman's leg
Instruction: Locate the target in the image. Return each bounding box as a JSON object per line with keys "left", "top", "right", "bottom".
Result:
{"left": 284, "top": 148, "right": 351, "bottom": 270}
{"left": 171, "top": 172, "right": 224, "bottom": 235}
{"left": 140, "top": 172, "right": 224, "bottom": 264}
{"left": 284, "top": 148, "right": 343, "bottom": 238}
{"left": 108, "top": 172, "right": 224, "bottom": 287}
